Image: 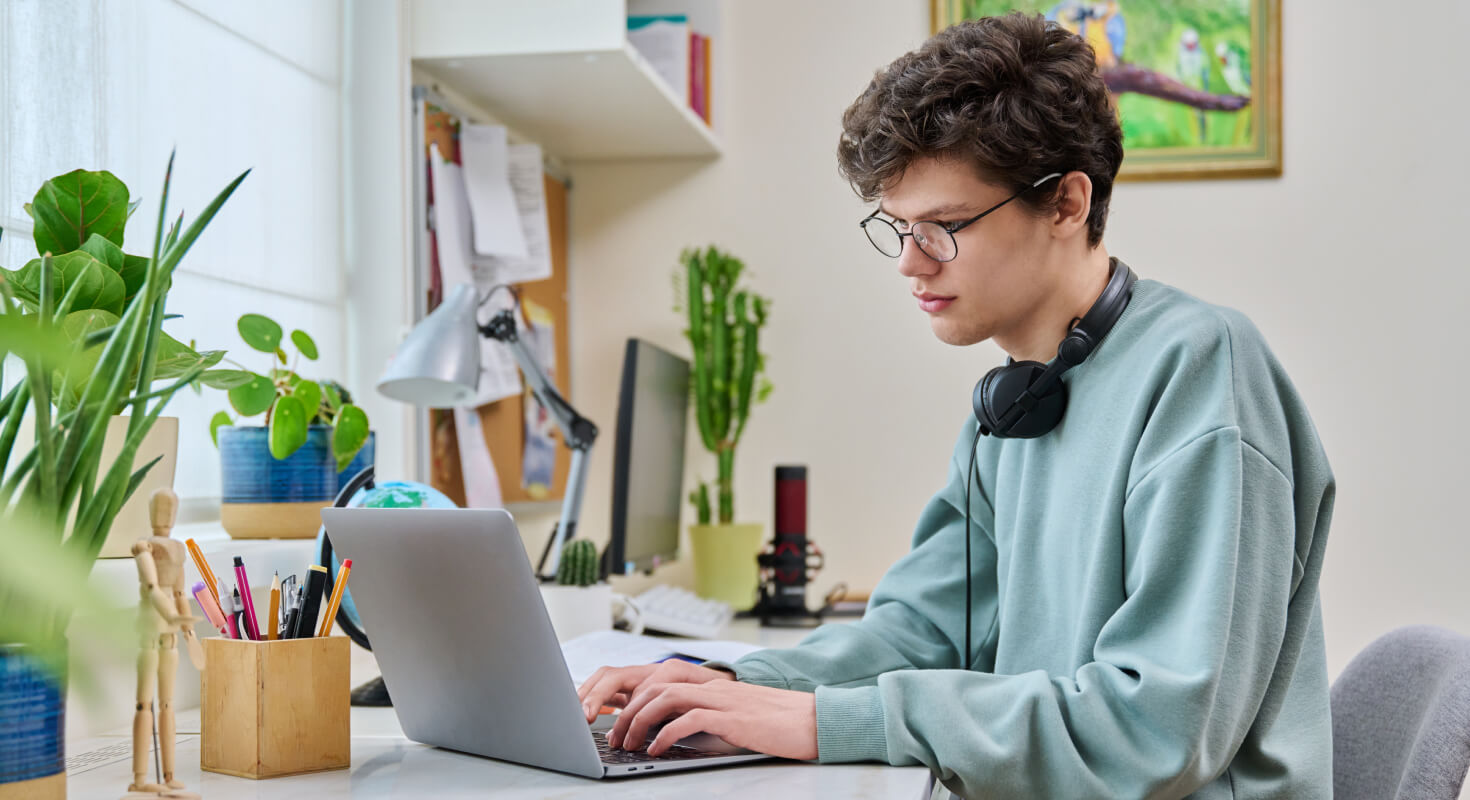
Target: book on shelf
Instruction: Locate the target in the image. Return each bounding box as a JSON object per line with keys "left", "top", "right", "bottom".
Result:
{"left": 628, "top": 14, "right": 690, "bottom": 106}
{"left": 628, "top": 14, "right": 712, "bottom": 127}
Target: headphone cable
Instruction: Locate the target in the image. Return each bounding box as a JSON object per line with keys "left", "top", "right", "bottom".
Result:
{"left": 964, "top": 424, "right": 983, "bottom": 670}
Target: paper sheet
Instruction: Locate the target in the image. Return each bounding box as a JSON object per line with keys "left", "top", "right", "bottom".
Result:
{"left": 560, "top": 631, "right": 764, "bottom": 686}
{"left": 477, "top": 143, "right": 553, "bottom": 284}
{"left": 460, "top": 124, "right": 529, "bottom": 259}
{"left": 452, "top": 406, "right": 503, "bottom": 509}
{"left": 427, "top": 143, "right": 522, "bottom": 406}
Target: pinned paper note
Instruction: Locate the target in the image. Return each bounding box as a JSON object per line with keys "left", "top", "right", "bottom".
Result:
{"left": 427, "top": 143, "right": 521, "bottom": 406}
{"left": 477, "top": 143, "right": 554, "bottom": 285}
{"left": 461, "top": 124, "right": 530, "bottom": 260}
{"left": 453, "top": 406, "right": 503, "bottom": 509}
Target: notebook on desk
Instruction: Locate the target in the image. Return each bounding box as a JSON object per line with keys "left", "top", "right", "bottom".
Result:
{"left": 320, "top": 507, "right": 773, "bottom": 779}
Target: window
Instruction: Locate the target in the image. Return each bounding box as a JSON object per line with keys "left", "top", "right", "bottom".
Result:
{"left": 1, "top": 0, "right": 345, "bottom": 520}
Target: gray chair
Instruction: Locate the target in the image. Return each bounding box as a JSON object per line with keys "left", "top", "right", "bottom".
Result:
{"left": 1332, "top": 625, "right": 1470, "bottom": 800}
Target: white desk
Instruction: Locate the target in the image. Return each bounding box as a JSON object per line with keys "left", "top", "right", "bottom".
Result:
{"left": 64, "top": 618, "right": 931, "bottom": 798}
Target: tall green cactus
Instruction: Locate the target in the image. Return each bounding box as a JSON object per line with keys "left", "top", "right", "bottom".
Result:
{"left": 556, "top": 538, "right": 599, "bottom": 586}
{"left": 676, "top": 246, "right": 773, "bottom": 525}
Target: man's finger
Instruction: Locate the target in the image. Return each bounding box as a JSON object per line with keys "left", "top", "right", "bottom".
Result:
{"left": 581, "top": 668, "right": 646, "bottom": 722}
{"left": 609, "top": 681, "right": 671, "bottom": 747}
{"left": 647, "top": 708, "right": 719, "bottom": 757}
{"left": 620, "top": 684, "right": 704, "bottom": 752}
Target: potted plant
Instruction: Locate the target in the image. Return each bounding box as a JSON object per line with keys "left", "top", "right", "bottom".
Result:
{"left": 675, "top": 246, "right": 773, "bottom": 610}
{"left": 0, "top": 156, "right": 247, "bottom": 800}
{"left": 2, "top": 170, "right": 232, "bottom": 559}
{"left": 206, "top": 315, "right": 372, "bottom": 539}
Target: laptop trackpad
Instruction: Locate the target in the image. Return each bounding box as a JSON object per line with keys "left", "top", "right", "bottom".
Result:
{"left": 592, "top": 714, "right": 756, "bottom": 756}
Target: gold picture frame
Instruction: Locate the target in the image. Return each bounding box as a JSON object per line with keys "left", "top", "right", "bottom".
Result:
{"left": 931, "top": 0, "right": 1281, "bottom": 181}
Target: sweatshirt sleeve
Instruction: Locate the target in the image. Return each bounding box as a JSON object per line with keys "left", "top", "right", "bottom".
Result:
{"left": 703, "top": 419, "right": 998, "bottom": 690}
{"left": 814, "top": 426, "right": 1302, "bottom": 799}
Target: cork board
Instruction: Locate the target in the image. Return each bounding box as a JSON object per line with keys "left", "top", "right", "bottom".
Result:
{"left": 423, "top": 108, "right": 572, "bottom": 506}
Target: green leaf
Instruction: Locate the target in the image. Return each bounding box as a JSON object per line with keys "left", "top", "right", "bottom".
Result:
{"left": 199, "top": 369, "right": 254, "bottom": 390}
{"left": 153, "top": 332, "right": 225, "bottom": 382}
{"left": 12, "top": 252, "right": 125, "bottom": 315}
{"left": 323, "top": 383, "right": 342, "bottom": 413}
{"left": 227, "top": 372, "right": 276, "bottom": 416}
{"left": 209, "top": 411, "right": 233, "bottom": 446}
{"left": 50, "top": 309, "right": 118, "bottom": 411}
{"left": 291, "top": 379, "right": 322, "bottom": 421}
{"left": 290, "top": 329, "right": 318, "bottom": 360}
{"left": 332, "top": 404, "right": 369, "bottom": 471}
{"left": 268, "top": 395, "right": 308, "bottom": 460}
{"left": 276, "top": 347, "right": 287, "bottom": 364}
{"left": 237, "top": 313, "right": 282, "bottom": 353}
{"left": 26, "top": 169, "right": 130, "bottom": 256}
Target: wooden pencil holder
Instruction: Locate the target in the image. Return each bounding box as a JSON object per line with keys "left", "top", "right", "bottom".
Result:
{"left": 200, "top": 636, "right": 350, "bottom": 779}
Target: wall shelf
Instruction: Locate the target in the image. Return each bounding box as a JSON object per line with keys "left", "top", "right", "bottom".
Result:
{"left": 415, "top": 43, "right": 719, "bottom": 161}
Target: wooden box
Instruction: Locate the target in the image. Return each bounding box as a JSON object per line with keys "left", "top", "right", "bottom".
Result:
{"left": 200, "top": 637, "right": 350, "bottom": 779}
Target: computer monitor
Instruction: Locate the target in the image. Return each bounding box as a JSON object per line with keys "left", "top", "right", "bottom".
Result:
{"left": 605, "top": 338, "right": 690, "bottom": 576}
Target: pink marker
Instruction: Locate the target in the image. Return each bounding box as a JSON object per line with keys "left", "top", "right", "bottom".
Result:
{"left": 192, "top": 581, "right": 231, "bottom": 638}
{"left": 233, "top": 556, "right": 260, "bottom": 640}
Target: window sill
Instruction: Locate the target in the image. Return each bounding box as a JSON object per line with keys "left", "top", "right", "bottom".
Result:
{"left": 88, "top": 520, "right": 320, "bottom": 608}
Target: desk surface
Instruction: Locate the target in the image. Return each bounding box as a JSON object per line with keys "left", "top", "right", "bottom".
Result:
{"left": 65, "top": 618, "right": 930, "bottom": 798}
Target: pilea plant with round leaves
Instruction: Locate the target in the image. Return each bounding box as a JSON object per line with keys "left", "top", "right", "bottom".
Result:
{"left": 203, "top": 313, "right": 369, "bottom": 470}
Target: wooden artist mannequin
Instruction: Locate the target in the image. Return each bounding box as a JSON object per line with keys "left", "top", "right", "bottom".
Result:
{"left": 123, "top": 488, "right": 205, "bottom": 800}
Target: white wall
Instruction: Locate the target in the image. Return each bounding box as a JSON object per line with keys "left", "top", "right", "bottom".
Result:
{"left": 564, "top": 0, "right": 1470, "bottom": 679}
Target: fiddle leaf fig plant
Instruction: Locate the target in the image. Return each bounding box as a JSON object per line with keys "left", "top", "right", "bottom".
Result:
{"left": 0, "top": 153, "right": 249, "bottom": 660}
{"left": 205, "top": 314, "right": 370, "bottom": 470}
{"left": 0, "top": 169, "right": 228, "bottom": 415}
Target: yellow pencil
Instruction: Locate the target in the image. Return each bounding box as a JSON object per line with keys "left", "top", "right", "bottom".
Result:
{"left": 185, "top": 538, "right": 220, "bottom": 607}
{"left": 317, "top": 559, "right": 352, "bottom": 637}
{"left": 267, "top": 572, "right": 281, "bottom": 641}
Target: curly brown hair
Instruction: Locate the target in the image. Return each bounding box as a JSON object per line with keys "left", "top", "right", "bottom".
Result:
{"left": 837, "top": 13, "right": 1123, "bottom": 247}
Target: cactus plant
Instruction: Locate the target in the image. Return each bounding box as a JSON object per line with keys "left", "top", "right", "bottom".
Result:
{"left": 555, "top": 538, "right": 599, "bottom": 587}
{"left": 675, "top": 246, "right": 773, "bottom": 525}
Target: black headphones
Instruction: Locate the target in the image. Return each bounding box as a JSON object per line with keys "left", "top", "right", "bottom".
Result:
{"left": 971, "top": 257, "right": 1137, "bottom": 438}
{"left": 962, "top": 257, "right": 1137, "bottom": 670}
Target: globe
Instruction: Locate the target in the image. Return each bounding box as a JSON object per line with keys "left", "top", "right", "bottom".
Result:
{"left": 313, "top": 480, "right": 458, "bottom": 642}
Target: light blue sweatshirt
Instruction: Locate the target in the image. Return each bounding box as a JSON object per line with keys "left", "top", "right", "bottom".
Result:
{"left": 706, "top": 279, "right": 1335, "bottom": 799}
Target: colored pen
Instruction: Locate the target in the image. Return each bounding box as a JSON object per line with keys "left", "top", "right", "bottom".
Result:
{"left": 292, "top": 565, "right": 328, "bottom": 639}
{"left": 317, "top": 559, "right": 352, "bottom": 637}
{"left": 223, "top": 585, "right": 243, "bottom": 640}
{"left": 185, "top": 538, "right": 220, "bottom": 607}
{"left": 233, "top": 556, "right": 260, "bottom": 640}
{"left": 191, "top": 581, "right": 230, "bottom": 638}
{"left": 268, "top": 572, "right": 281, "bottom": 641}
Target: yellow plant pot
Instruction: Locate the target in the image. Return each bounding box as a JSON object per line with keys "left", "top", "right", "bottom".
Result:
{"left": 689, "top": 523, "right": 764, "bottom": 611}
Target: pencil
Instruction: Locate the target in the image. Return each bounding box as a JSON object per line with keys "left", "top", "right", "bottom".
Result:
{"left": 267, "top": 572, "right": 281, "bottom": 641}
{"left": 317, "top": 559, "right": 352, "bottom": 637}
{"left": 185, "top": 538, "right": 220, "bottom": 606}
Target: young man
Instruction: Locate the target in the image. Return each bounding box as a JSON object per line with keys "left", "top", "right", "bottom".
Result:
{"left": 578, "top": 14, "right": 1334, "bottom": 798}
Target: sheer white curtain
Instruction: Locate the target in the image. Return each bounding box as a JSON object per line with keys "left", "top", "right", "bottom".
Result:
{"left": 0, "top": 0, "right": 346, "bottom": 520}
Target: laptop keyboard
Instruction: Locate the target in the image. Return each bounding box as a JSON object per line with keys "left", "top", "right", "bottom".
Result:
{"left": 592, "top": 730, "right": 727, "bottom": 764}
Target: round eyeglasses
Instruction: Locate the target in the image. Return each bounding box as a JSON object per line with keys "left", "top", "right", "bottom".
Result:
{"left": 859, "top": 172, "right": 1063, "bottom": 262}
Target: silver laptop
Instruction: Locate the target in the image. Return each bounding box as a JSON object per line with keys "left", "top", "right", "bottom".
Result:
{"left": 320, "top": 506, "right": 772, "bottom": 778}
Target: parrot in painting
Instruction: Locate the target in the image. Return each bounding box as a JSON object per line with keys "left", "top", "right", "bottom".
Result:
{"left": 1047, "top": 1, "right": 1126, "bottom": 69}
{"left": 1177, "top": 28, "right": 1208, "bottom": 143}
{"left": 1217, "top": 41, "right": 1251, "bottom": 96}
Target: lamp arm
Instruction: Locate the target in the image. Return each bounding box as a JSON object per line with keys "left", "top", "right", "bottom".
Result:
{"left": 480, "top": 309, "right": 597, "bottom": 580}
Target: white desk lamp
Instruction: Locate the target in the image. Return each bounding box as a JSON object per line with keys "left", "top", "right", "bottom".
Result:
{"left": 377, "top": 283, "right": 598, "bottom": 580}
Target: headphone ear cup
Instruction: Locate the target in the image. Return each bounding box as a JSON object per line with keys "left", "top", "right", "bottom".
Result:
{"left": 972, "top": 360, "right": 1069, "bottom": 438}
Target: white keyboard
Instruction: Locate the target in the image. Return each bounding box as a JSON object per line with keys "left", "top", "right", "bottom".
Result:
{"left": 632, "top": 585, "right": 734, "bottom": 639}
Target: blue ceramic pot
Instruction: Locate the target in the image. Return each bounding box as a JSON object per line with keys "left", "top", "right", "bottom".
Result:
{"left": 0, "top": 645, "right": 64, "bottom": 788}
{"left": 219, "top": 425, "right": 336, "bottom": 539}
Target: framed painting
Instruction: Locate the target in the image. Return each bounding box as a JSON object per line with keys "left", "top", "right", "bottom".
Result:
{"left": 931, "top": 0, "right": 1281, "bottom": 181}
